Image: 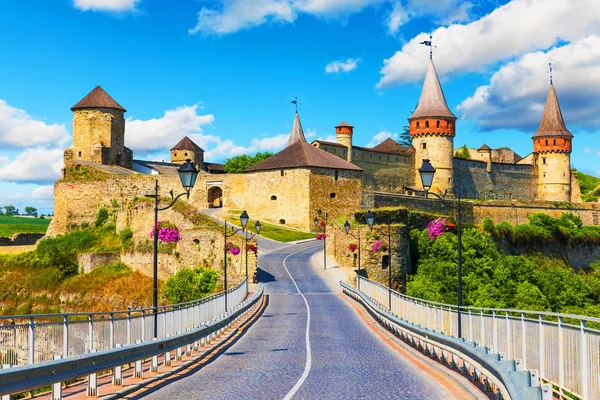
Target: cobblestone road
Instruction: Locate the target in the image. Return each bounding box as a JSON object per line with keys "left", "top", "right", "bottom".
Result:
{"left": 144, "top": 241, "right": 457, "bottom": 399}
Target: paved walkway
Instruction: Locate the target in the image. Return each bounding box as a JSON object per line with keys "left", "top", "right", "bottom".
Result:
{"left": 140, "top": 241, "right": 473, "bottom": 399}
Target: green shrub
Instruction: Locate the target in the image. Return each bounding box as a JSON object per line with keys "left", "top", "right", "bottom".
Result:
{"left": 94, "top": 207, "right": 109, "bottom": 227}
{"left": 136, "top": 239, "right": 153, "bottom": 253}
{"left": 528, "top": 213, "right": 557, "bottom": 233}
{"left": 119, "top": 228, "right": 134, "bottom": 250}
{"left": 482, "top": 217, "right": 496, "bottom": 236}
{"left": 162, "top": 267, "right": 218, "bottom": 304}
{"left": 36, "top": 229, "right": 96, "bottom": 278}
{"left": 495, "top": 221, "right": 514, "bottom": 241}
{"left": 514, "top": 224, "right": 554, "bottom": 245}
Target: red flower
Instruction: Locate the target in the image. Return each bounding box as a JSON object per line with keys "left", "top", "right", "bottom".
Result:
{"left": 247, "top": 244, "right": 258, "bottom": 254}
{"left": 348, "top": 243, "right": 358, "bottom": 253}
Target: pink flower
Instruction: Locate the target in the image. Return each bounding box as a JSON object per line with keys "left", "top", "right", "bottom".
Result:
{"left": 229, "top": 247, "right": 240, "bottom": 256}
{"left": 427, "top": 218, "right": 448, "bottom": 241}
{"left": 150, "top": 221, "right": 181, "bottom": 243}
{"left": 316, "top": 233, "right": 327, "bottom": 240}
{"left": 372, "top": 239, "right": 382, "bottom": 252}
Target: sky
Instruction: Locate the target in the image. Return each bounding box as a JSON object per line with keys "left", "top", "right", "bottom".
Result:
{"left": 0, "top": 0, "right": 599, "bottom": 214}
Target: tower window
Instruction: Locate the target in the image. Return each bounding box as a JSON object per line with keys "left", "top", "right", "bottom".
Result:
{"left": 185, "top": 152, "right": 188, "bottom": 157}
{"left": 281, "top": 170, "right": 284, "bottom": 177}
{"left": 542, "top": 157, "right": 546, "bottom": 164}
{"left": 78, "top": 151, "right": 82, "bottom": 157}
{"left": 425, "top": 121, "right": 429, "bottom": 129}
{"left": 174, "top": 152, "right": 177, "bottom": 157}
{"left": 422, "top": 142, "right": 427, "bottom": 150}
{"left": 416, "top": 122, "right": 420, "bottom": 128}
{"left": 330, "top": 193, "right": 336, "bottom": 199}
{"left": 553, "top": 139, "right": 556, "bottom": 146}
{"left": 279, "top": 219, "right": 286, "bottom": 225}
{"left": 543, "top": 173, "right": 546, "bottom": 178}
{"left": 545, "top": 139, "right": 548, "bottom": 146}
{"left": 271, "top": 195, "right": 277, "bottom": 200}
{"left": 436, "top": 120, "right": 440, "bottom": 129}
{"left": 335, "top": 170, "right": 339, "bottom": 181}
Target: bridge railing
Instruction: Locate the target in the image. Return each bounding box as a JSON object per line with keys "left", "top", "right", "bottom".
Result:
{"left": 0, "top": 278, "right": 247, "bottom": 367}
{"left": 358, "top": 276, "right": 600, "bottom": 400}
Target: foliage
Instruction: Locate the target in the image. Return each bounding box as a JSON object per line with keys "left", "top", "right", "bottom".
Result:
{"left": 427, "top": 218, "right": 448, "bottom": 240}
{"left": 119, "top": 228, "right": 134, "bottom": 250}
{"left": 576, "top": 171, "right": 600, "bottom": 202}
{"left": 454, "top": 144, "right": 471, "bottom": 160}
{"left": 24, "top": 206, "right": 37, "bottom": 216}
{"left": 407, "top": 227, "right": 600, "bottom": 317}
{"left": 482, "top": 217, "right": 496, "bottom": 236}
{"left": 3, "top": 205, "right": 17, "bottom": 216}
{"left": 162, "top": 267, "right": 218, "bottom": 304}
{"left": 94, "top": 207, "right": 109, "bottom": 227}
{"left": 150, "top": 221, "right": 181, "bottom": 243}
{"left": 223, "top": 152, "right": 274, "bottom": 173}
{"left": 37, "top": 229, "right": 97, "bottom": 278}
{"left": 399, "top": 104, "right": 416, "bottom": 147}
{"left": 0, "top": 215, "right": 50, "bottom": 237}
{"left": 63, "top": 165, "right": 110, "bottom": 181}
{"left": 171, "top": 200, "right": 222, "bottom": 230}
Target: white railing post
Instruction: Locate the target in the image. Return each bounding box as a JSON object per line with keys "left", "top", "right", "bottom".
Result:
{"left": 538, "top": 315, "right": 545, "bottom": 378}
{"left": 51, "top": 355, "right": 62, "bottom": 399}
{"left": 492, "top": 311, "right": 498, "bottom": 354}
{"left": 480, "top": 310, "right": 485, "bottom": 347}
{"left": 134, "top": 339, "right": 143, "bottom": 378}
{"left": 505, "top": 312, "right": 512, "bottom": 359}
{"left": 558, "top": 317, "right": 564, "bottom": 397}
{"left": 580, "top": 320, "right": 589, "bottom": 400}
{"left": 86, "top": 349, "right": 97, "bottom": 397}
{"left": 28, "top": 317, "right": 35, "bottom": 365}
{"left": 163, "top": 307, "right": 168, "bottom": 339}
{"left": 63, "top": 316, "right": 69, "bottom": 358}
{"left": 164, "top": 334, "right": 172, "bottom": 367}
{"left": 521, "top": 313, "right": 526, "bottom": 370}
{"left": 468, "top": 310, "right": 473, "bottom": 342}
{"left": 109, "top": 313, "right": 114, "bottom": 349}
{"left": 151, "top": 338, "right": 159, "bottom": 373}
{"left": 88, "top": 315, "right": 93, "bottom": 352}
{"left": 113, "top": 344, "right": 123, "bottom": 386}
{"left": 127, "top": 311, "right": 132, "bottom": 345}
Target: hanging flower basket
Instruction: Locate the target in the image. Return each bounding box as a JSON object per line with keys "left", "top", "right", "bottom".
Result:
{"left": 316, "top": 233, "right": 327, "bottom": 240}
{"left": 226, "top": 241, "right": 241, "bottom": 256}
{"left": 319, "top": 220, "right": 326, "bottom": 228}
{"left": 348, "top": 243, "right": 358, "bottom": 253}
{"left": 372, "top": 239, "right": 387, "bottom": 253}
{"left": 427, "top": 218, "right": 449, "bottom": 241}
{"left": 150, "top": 221, "right": 181, "bottom": 243}
{"left": 247, "top": 243, "right": 258, "bottom": 254}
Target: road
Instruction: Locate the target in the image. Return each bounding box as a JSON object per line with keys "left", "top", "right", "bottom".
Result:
{"left": 143, "top": 240, "right": 459, "bottom": 399}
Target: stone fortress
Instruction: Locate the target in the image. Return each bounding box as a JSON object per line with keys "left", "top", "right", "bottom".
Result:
{"left": 50, "top": 56, "right": 596, "bottom": 237}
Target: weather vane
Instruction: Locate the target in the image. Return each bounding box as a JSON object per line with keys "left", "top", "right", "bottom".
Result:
{"left": 420, "top": 35, "right": 436, "bottom": 59}
{"left": 548, "top": 62, "right": 553, "bottom": 85}
{"left": 291, "top": 96, "right": 301, "bottom": 113}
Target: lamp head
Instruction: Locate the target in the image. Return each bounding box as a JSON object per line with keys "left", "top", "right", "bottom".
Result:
{"left": 177, "top": 159, "right": 199, "bottom": 197}
{"left": 313, "top": 217, "right": 319, "bottom": 227}
{"left": 255, "top": 220, "right": 261, "bottom": 234}
{"left": 418, "top": 159, "right": 436, "bottom": 192}
{"left": 343, "top": 220, "right": 350, "bottom": 234}
{"left": 239, "top": 210, "right": 249, "bottom": 230}
{"left": 365, "top": 210, "right": 375, "bottom": 229}
{"left": 317, "top": 209, "right": 322, "bottom": 217}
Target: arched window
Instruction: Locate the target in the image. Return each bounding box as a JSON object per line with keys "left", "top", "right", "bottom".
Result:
{"left": 271, "top": 195, "right": 277, "bottom": 201}
{"left": 279, "top": 219, "right": 286, "bottom": 225}
{"left": 436, "top": 120, "right": 440, "bottom": 128}
{"left": 416, "top": 121, "right": 420, "bottom": 128}
{"left": 185, "top": 152, "right": 188, "bottom": 157}
{"left": 281, "top": 170, "right": 284, "bottom": 177}
{"left": 330, "top": 193, "right": 336, "bottom": 199}
{"left": 173, "top": 152, "right": 177, "bottom": 157}
{"left": 335, "top": 170, "right": 339, "bottom": 181}
{"left": 545, "top": 139, "right": 548, "bottom": 146}
{"left": 425, "top": 121, "right": 429, "bottom": 129}
{"left": 553, "top": 139, "right": 556, "bottom": 146}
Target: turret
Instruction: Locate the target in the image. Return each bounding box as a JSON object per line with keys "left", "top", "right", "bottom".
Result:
{"left": 65, "top": 86, "right": 132, "bottom": 169}
{"left": 533, "top": 82, "right": 573, "bottom": 202}
{"left": 171, "top": 136, "right": 204, "bottom": 168}
{"left": 409, "top": 59, "right": 457, "bottom": 196}
{"left": 335, "top": 121, "right": 354, "bottom": 162}
{"left": 478, "top": 144, "right": 492, "bottom": 172}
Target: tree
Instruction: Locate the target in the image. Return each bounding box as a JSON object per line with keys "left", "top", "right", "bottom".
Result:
{"left": 3, "top": 205, "right": 17, "bottom": 216}
{"left": 399, "top": 104, "right": 418, "bottom": 147}
{"left": 223, "top": 152, "right": 274, "bottom": 173}
{"left": 454, "top": 144, "right": 471, "bottom": 159}
{"left": 162, "top": 267, "right": 218, "bottom": 303}
{"left": 24, "top": 206, "right": 37, "bottom": 217}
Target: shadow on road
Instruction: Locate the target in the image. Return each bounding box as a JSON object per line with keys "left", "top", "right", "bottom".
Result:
{"left": 256, "top": 267, "right": 275, "bottom": 283}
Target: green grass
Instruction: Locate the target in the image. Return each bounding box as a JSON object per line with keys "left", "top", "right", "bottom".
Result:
{"left": 224, "top": 215, "right": 315, "bottom": 242}
{"left": 577, "top": 171, "right": 600, "bottom": 202}
{"left": 0, "top": 216, "right": 50, "bottom": 237}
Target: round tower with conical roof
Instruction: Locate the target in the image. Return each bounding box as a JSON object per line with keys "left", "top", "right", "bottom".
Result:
{"left": 66, "top": 86, "right": 132, "bottom": 169}
{"left": 533, "top": 83, "right": 573, "bottom": 202}
{"left": 335, "top": 121, "right": 354, "bottom": 162}
{"left": 409, "top": 59, "right": 457, "bottom": 196}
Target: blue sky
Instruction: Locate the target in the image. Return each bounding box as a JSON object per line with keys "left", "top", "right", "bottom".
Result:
{"left": 0, "top": 0, "right": 599, "bottom": 214}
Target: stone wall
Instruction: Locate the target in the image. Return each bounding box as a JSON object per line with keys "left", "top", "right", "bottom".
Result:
{"left": 493, "top": 239, "right": 600, "bottom": 270}
{"left": 78, "top": 252, "right": 120, "bottom": 273}
{"left": 327, "top": 222, "right": 410, "bottom": 291}
{"left": 454, "top": 158, "right": 537, "bottom": 201}
{"left": 0, "top": 233, "right": 44, "bottom": 246}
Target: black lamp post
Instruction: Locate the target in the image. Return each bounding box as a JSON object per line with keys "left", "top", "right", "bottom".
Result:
{"left": 224, "top": 211, "right": 259, "bottom": 311}
{"left": 314, "top": 209, "right": 328, "bottom": 270}
{"left": 148, "top": 159, "right": 199, "bottom": 339}
{"left": 419, "top": 158, "right": 463, "bottom": 339}
{"left": 365, "top": 210, "right": 393, "bottom": 309}
{"left": 244, "top": 217, "right": 261, "bottom": 292}
{"left": 343, "top": 221, "right": 361, "bottom": 290}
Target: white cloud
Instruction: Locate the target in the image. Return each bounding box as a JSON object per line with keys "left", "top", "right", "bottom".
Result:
{"left": 596, "top": 149, "right": 600, "bottom": 157}
{"left": 189, "top": 0, "right": 475, "bottom": 36}
{"left": 305, "top": 128, "right": 317, "bottom": 138}
{"left": 73, "top": 0, "right": 139, "bottom": 12}
{"left": 0, "top": 156, "right": 8, "bottom": 164}
{"left": 325, "top": 58, "right": 360, "bottom": 74}
{"left": 205, "top": 134, "right": 289, "bottom": 160}
{"left": 0, "top": 99, "right": 69, "bottom": 148}
{"left": 584, "top": 148, "right": 591, "bottom": 154}
{"left": 0, "top": 148, "right": 63, "bottom": 184}
{"left": 366, "top": 130, "right": 397, "bottom": 147}
{"left": 125, "top": 104, "right": 215, "bottom": 153}
{"left": 377, "top": 0, "right": 600, "bottom": 88}
{"left": 457, "top": 36, "right": 600, "bottom": 131}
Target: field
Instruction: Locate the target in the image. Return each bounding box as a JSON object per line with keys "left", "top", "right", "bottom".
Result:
{"left": 224, "top": 212, "right": 315, "bottom": 242}
{"left": 577, "top": 171, "right": 600, "bottom": 202}
{"left": 0, "top": 216, "right": 50, "bottom": 237}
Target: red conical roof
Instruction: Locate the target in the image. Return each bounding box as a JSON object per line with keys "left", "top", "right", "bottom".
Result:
{"left": 71, "top": 86, "right": 126, "bottom": 112}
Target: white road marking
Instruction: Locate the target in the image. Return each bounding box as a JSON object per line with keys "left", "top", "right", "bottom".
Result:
{"left": 282, "top": 248, "right": 312, "bottom": 400}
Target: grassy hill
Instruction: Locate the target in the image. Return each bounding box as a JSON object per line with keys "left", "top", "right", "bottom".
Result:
{"left": 0, "top": 216, "right": 50, "bottom": 237}
{"left": 577, "top": 171, "right": 600, "bottom": 202}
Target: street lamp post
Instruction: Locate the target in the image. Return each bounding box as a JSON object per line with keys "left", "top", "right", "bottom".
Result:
{"left": 343, "top": 221, "right": 361, "bottom": 291}
{"left": 148, "top": 159, "right": 199, "bottom": 339}
{"left": 418, "top": 158, "right": 464, "bottom": 339}
{"left": 314, "top": 209, "right": 328, "bottom": 270}
{"left": 243, "top": 215, "right": 261, "bottom": 292}
{"left": 223, "top": 211, "right": 260, "bottom": 311}
{"left": 365, "top": 210, "right": 392, "bottom": 309}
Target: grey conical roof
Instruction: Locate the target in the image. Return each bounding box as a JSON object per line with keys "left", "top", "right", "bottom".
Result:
{"left": 286, "top": 112, "right": 307, "bottom": 147}
{"left": 409, "top": 59, "right": 456, "bottom": 120}
{"left": 532, "top": 84, "right": 572, "bottom": 139}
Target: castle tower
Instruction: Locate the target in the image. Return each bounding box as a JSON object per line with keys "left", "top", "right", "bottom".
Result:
{"left": 478, "top": 144, "right": 492, "bottom": 172}
{"left": 533, "top": 82, "right": 573, "bottom": 202}
{"left": 287, "top": 111, "right": 307, "bottom": 147}
{"left": 335, "top": 121, "right": 354, "bottom": 162}
{"left": 65, "top": 86, "right": 132, "bottom": 169}
{"left": 171, "top": 136, "right": 204, "bottom": 168}
{"left": 409, "top": 59, "right": 457, "bottom": 196}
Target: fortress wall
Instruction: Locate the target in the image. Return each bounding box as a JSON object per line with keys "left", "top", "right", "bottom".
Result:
{"left": 308, "top": 167, "right": 363, "bottom": 231}
{"left": 352, "top": 153, "right": 413, "bottom": 193}
{"left": 454, "top": 159, "right": 537, "bottom": 200}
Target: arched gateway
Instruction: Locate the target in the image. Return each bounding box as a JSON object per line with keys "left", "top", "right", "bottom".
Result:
{"left": 208, "top": 186, "right": 223, "bottom": 208}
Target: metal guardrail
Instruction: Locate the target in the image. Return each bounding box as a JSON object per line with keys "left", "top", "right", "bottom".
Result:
{"left": 342, "top": 281, "right": 548, "bottom": 400}
{"left": 0, "top": 279, "right": 248, "bottom": 367}
{"left": 357, "top": 276, "right": 600, "bottom": 400}
{"left": 0, "top": 283, "right": 264, "bottom": 397}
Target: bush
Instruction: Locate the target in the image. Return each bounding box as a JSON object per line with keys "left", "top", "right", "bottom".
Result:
{"left": 37, "top": 229, "right": 96, "bottom": 278}
{"left": 482, "top": 217, "right": 496, "bottom": 236}
{"left": 495, "top": 221, "right": 514, "bottom": 241}
{"left": 94, "top": 207, "right": 109, "bottom": 227}
{"left": 119, "top": 228, "right": 134, "bottom": 250}
{"left": 162, "top": 267, "right": 218, "bottom": 304}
